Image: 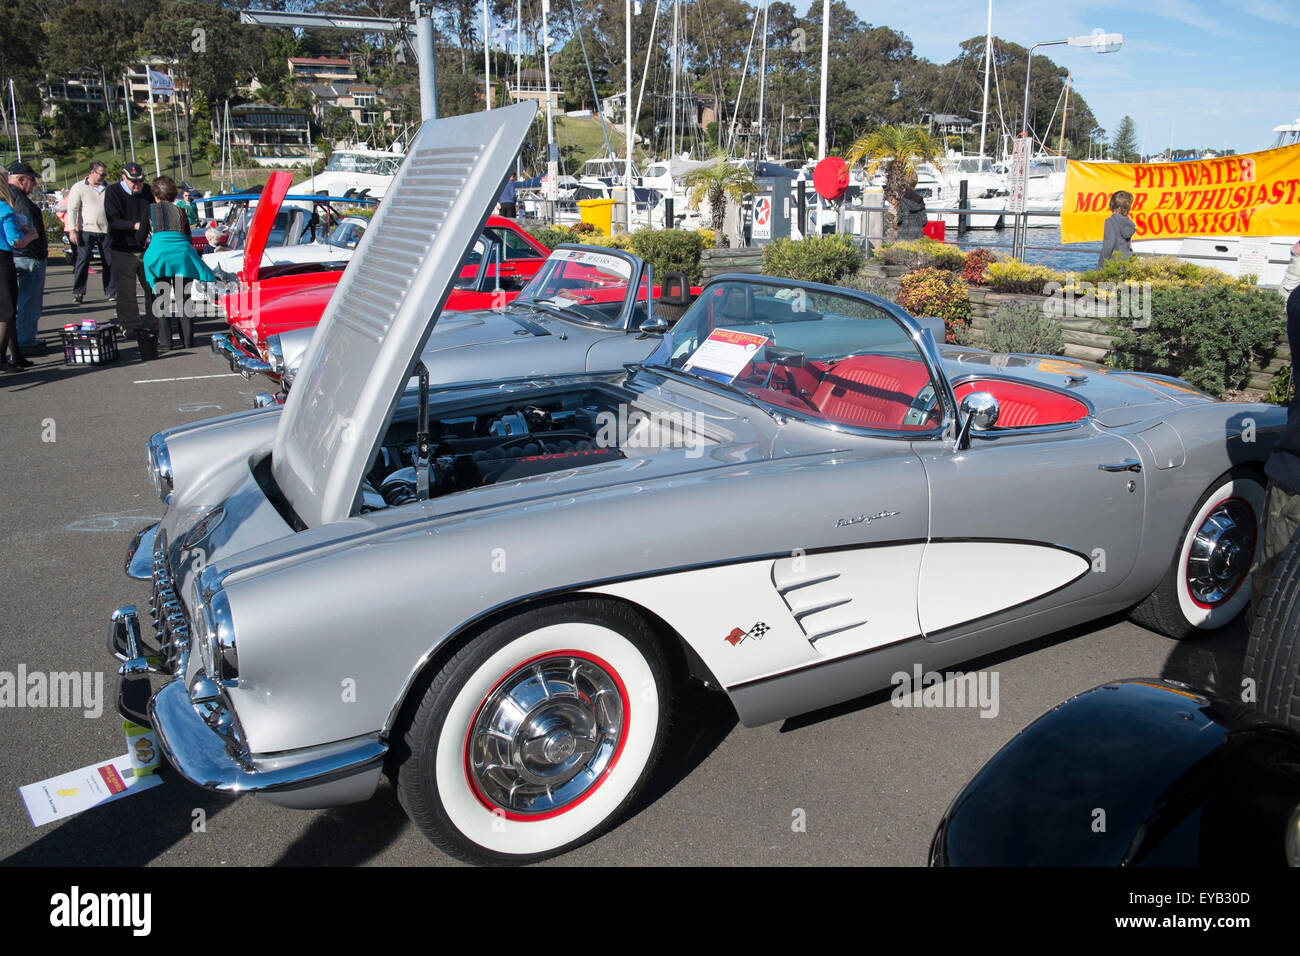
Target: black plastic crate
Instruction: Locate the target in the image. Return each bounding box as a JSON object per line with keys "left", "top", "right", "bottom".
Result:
{"left": 61, "top": 323, "right": 121, "bottom": 365}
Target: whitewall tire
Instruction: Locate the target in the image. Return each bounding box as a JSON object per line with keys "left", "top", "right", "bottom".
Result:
{"left": 1131, "top": 470, "right": 1265, "bottom": 639}
{"left": 395, "top": 599, "right": 670, "bottom": 863}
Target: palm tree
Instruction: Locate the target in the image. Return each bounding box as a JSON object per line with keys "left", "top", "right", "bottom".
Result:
{"left": 685, "top": 157, "right": 757, "bottom": 242}
{"left": 846, "top": 125, "right": 945, "bottom": 241}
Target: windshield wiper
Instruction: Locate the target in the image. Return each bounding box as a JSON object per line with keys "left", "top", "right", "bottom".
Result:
{"left": 626, "top": 364, "right": 787, "bottom": 425}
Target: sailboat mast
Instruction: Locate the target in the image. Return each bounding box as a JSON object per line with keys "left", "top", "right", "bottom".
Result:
{"left": 670, "top": 0, "right": 678, "bottom": 159}
{"left": 757, "top": 0, "right": 769, "bottom": 161}
{"left": 625, "top": 0, "right": 633, "bottom": 193}
{"left": 542, "top": 0, "right": 557, "bottom": 199}
{"left": 483, "top": 0, "right": 491, "bottom": 109}
{"left": 1059, "top": 75, "right": 1071, "bottom": 155}
{"left": 516, "top": 0, "right": 522, "bottom": 175}
{"left": 978, "top": 0, "right": 991, "bottom": 161}
{"left": 817, "top": 0, "right": 829, "bottom": 159}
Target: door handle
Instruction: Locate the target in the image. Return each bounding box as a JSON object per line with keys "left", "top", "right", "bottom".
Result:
{"left": 1098, "top": 459, "right": 1142, "bottom": 473}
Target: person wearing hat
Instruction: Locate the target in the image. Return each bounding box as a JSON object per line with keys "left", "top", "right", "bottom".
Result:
{"left": 5, "top": 161, "right": 48, "bottom": 353}
{"left": 65, "top": 160, "right": 114, "bottom": 303}
{"left": 104, "top": 162, "right": 156, "bottom": 341}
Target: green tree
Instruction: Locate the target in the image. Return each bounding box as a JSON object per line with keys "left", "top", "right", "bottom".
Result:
{"left": 847, "top": 124, "right": 945, "bottom": 240}
{"left": 1112, "top": 115, "right": 1140, "bottom": 162}
{"left": 685, "top": 155, "right": 757, "bottom": 240}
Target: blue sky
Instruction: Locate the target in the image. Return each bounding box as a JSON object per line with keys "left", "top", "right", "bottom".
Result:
{"left": 839, "top": 0, "right": 1296, "bottom": 154}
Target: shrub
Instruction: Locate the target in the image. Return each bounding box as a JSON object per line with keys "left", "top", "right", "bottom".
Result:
{"left": 982, "top": 301, "right": 1066, "bottom": 355}
{"left": 1106, "top": 283, "right": 1284, "bottom": 397}
{"left": 963, "top": 248, "right": 994, "bottom": 285}
{"left": 984, "top": 260, "right": 1067, "bottom": 294}
{"left": 527, "top": 225, "right": 579, "bottom": 250}
{"left": 762, "top": 234, "right": 863, "bottom": 284}
{"left": 1265, "top": 365, "right": 1293, "bottom": 406}
{"left": 695, "top": 227, "right": 717, "bottom": 249}
{"left": 897, "top": 267, "right": 971, "bottom": 344}
{"left": 628, "top": 229, "right": 705, "bottom": 284}
{"left": 1081, "top": 254, "right": 1240, "bottom": 288}
{"left": 839, "top": 273, "right": 894, "bottom": 299}
{"left": 577, "top": 231, "right": 633, "bottom": 250}
{"left": 571, "top": 220, "right": 599, "bottom": 235}
{"left": 873, "top": 237, "right": 965, "bottom": 272}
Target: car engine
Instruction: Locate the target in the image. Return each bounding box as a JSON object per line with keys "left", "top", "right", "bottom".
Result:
{"left": 364, "top": 389, "right": 645, "bottom": 509}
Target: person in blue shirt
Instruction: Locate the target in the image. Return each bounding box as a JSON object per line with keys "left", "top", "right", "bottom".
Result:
{"left": 497, "top": 174, "right": 518, "bottom": 219}
{"left": 0, "top": 176, "right": 39, "bottom": 372}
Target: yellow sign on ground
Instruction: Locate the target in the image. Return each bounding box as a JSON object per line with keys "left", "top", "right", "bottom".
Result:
{"left": 1062, "top": 143, "right": 1300, "bottom": 243}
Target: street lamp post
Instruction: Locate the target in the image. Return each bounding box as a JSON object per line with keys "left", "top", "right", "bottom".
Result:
{"left": 1012, "top": 30, "right": 1123, "bottom": 258}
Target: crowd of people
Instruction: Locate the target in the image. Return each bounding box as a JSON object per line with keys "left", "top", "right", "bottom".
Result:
{"left": 0, "top": 160, "right": 212, "bottom": 370}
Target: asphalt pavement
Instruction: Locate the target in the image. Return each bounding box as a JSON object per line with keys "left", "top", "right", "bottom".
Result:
{"left": 0, "top": 263, "right": 1253, "bottom": 867}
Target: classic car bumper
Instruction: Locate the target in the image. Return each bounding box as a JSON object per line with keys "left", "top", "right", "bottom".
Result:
{"left": 210, "top": 332, "right": 275, "bottom": 380}
{"left": 148, "top": 680, "right": 388, "bottom": 807}
{"left": 110, "top": 607, "right": 387, "bottom": 807}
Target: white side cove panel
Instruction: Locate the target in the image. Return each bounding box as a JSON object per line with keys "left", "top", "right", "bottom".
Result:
{"left": 917, "top": 541, "right": 1090, "bottom": 635}
{"left": 587, "top": 546, "right": 925, "bottom": 690}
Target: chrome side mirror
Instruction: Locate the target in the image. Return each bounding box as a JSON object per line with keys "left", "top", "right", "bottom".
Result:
{"left": 957, "top": 391, "right": 999, "bottom": 449}
{"left": 638, "top": 314, "right": 669, "bottom": 337}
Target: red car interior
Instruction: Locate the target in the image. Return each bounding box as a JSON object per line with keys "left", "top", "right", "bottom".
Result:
{"left": 952, "top": 379, "right": 1090, "bottom": 428}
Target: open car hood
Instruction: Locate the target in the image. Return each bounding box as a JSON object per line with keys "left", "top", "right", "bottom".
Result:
{"left": 272, "top": 102, "right": 538, "bottom": 527}
{"left": 240, "top": 171, "right": 293, "bottom": 284}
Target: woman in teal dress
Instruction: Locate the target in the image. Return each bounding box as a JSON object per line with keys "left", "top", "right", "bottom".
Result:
{"left": 143, "top": 176, "right": 214, "bottom": 350}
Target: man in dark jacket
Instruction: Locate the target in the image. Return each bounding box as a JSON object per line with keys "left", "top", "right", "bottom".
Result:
{"left": 104, "top": 162, "right": 155, "bottom": 333}
{"left": 896, "top": 174, "right": 927, "bottom": 240}
{"left": 1251, "top": 282, "right": 1300, "bottom": 612}
{"left": 6, "top": 162, "right": 47, "bottom": 352}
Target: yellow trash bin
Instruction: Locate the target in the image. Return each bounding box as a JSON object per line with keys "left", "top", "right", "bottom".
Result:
{"left": 577, "top": 198, "right": 617, "bottom": 236}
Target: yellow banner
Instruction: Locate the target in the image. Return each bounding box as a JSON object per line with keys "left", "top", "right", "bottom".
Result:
{"left": 1061, "top": 142, "right": 1300, "bottom": 244}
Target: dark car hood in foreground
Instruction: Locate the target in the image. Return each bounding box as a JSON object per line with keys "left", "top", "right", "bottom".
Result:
{"left": 931, "top": 679, "right": 1300, "bottom": 866}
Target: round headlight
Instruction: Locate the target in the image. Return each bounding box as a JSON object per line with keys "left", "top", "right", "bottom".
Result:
{"left": 282, "top": 358, "right": 301, "bottom": 392}
{"left": 146, "top": 432, "right": 173, "bottom": 503}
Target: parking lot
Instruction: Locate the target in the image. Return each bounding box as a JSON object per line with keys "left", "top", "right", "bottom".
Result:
{"left": 0, "top": 263, "right": 1255, "bottom": 867}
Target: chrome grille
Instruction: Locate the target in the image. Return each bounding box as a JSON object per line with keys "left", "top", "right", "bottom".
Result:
{"left": 147, "top": 531, "right": 190, "bottom": 674}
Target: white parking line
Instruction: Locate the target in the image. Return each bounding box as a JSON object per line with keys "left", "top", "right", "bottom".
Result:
{"left": 133, "top": 373, "right": 242, "bottom": 384}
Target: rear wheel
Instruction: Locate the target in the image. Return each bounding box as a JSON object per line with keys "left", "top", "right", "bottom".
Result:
{"left": 1130, "top": 470, "right": 1265, "bottom": 639}
{"left": 395, "top": 599, "right": 670, "bottom": 864}
{"left": 1244, "top": 531, "right": 1300, "bottom": 732}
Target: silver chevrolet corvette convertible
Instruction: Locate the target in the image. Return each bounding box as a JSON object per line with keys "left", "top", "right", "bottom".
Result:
{"left": 109, "top": 103, "right": 1286, "bottom": 863}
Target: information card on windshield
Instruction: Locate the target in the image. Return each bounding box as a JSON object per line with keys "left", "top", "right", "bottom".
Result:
{"left": 682, "top": 329, "right": 769, "bottom": 383}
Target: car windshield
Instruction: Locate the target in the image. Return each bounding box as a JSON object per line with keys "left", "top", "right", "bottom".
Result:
{"left": 660, "top": 279, "right": 942, "bottom": 432}
{"left": 516, "top": 248, "right": 636, "bottom": 326}
{"left": 327, "top": 218, "right": 366, "bottom": 249}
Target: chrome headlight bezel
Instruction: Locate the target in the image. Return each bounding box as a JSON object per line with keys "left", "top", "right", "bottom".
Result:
{"left": 282, "top": 357, "right": 301, "bottom": 392}
{"left": 193, "top": 567, "right": 238, "bottom": 683}
{"left": 146, "top": 432, "right": 173, "bottom": 503}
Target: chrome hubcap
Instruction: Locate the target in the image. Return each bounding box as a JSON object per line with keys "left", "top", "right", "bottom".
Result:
{"left": 467, "top": 654, "right": 624, "bottom": 816}
{"left": 1187, "top": 498, "right": 1255, "bottom": 606}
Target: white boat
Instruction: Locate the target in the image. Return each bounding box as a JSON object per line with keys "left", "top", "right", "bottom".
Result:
{"left": 303, "top": 145, "right": 403, "bottom": 199}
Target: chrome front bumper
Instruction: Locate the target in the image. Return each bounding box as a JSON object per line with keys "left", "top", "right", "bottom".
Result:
{"left": 210, "top": 332, "right": 275, "bottom": 380}
{"left": 148, "top": 680, "right": 387, "bottom": 804}
{"left": 113, "top": 534, "right": 387, "bottom": 806}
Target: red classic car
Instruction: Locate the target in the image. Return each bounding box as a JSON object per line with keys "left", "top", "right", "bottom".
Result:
{"left": 210, "top": 171, "right": 549, "bottom": 373}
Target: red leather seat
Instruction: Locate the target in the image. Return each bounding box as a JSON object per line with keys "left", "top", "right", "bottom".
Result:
{"left": 811, "top": 355, "right": 933, "bottom": 428}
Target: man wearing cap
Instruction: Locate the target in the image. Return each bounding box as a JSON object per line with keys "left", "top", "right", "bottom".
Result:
{"left": 65, "top": 160, "right": 113, "bottom": 304}
{"left": 6, "top": 162, "right": 48, "bottom": 353}
{"left": 104, "top": 162, "right": 155, "bottom": 335}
